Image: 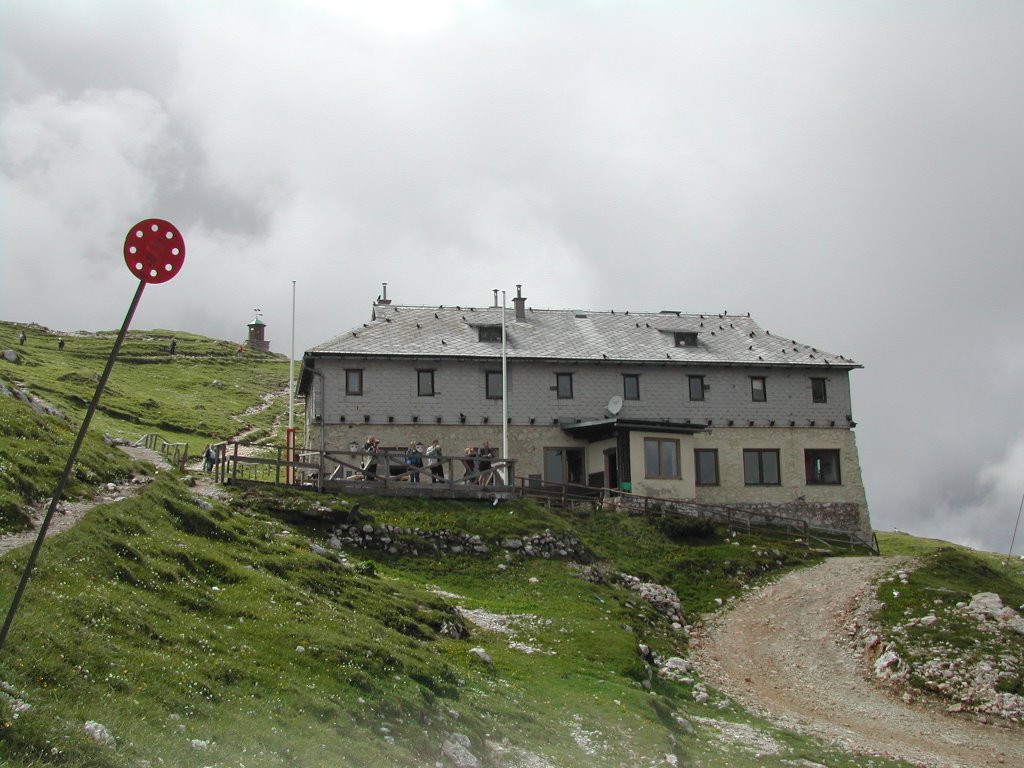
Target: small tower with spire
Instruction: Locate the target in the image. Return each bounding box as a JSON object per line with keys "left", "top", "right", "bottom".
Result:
{"left": 246, "top": 308, "right": 270, "bottom": 352}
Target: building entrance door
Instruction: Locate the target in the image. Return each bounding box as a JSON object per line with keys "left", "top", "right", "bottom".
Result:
{"left": 543, "top": 448, "right": 584, "bottom": 484}
{"left": 604, "top": 448, "right": 618, "bottom": 489}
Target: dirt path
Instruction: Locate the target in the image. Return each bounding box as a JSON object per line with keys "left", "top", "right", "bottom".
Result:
{"left": 230, "top": 386, "right": 290, "bottom": 445}
{"left": 689, "top": 557, "right": 1022, "bottom": 768}
{"left": 0, "top": 445, "right": 222, "bottom": 558}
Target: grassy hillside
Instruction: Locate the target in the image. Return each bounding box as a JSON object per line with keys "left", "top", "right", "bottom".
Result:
{"left": 0, "top": 320, "right": 290, "bottom": 532}
{"left": 0, "top": 321, "right": 1019, "bottom": 766}
{"left": 0, "top": 394, "right": 143, "bottom": 530}
{"left": 0, "top": 477, "right": 909, "bottom": 768}
{"left": 0, "top": 321, "right": 290, "bottom": 453}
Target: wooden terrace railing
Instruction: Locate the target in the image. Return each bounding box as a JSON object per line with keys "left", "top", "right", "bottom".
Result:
{"left": 217, "top": 445, "right": 517, "bottom": 499}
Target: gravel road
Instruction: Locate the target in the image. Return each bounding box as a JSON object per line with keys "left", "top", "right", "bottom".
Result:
{"left": 689, "top": 556, "right": 1022, "bottom": 768}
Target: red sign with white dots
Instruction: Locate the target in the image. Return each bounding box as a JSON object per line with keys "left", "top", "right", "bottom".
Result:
{"left": 123, "top": 219, "right": 185, "bottom": 284}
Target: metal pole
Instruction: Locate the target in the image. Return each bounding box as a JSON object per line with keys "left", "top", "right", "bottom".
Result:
{"left": 311, "top": 368, "right": 325, "bottom": 492}
{"left": 289, "top": 280, "right": 295, "bottom": 432}
{"left": 1007, "top": 490, "right": 1024, "bottom": 571}
{"left": 501, "top": 290, "right": 508, "bottom": 483}
{"left": 287, "top": 280, "right": 296, "bottom": 484}
{"left": 0, "top": 280, "right": 146, "bottom": 653}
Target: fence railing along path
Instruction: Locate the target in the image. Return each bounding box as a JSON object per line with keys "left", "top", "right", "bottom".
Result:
{"left": 135, "top": 433, "right": 189, "bottom": 470}
{"left": 515, "top": 478, "right": 878, "bottom": 554}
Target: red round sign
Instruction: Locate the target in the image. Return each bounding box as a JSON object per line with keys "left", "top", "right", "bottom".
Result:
{"left": 123, "top": 219, "right": 185, "bottom": 284}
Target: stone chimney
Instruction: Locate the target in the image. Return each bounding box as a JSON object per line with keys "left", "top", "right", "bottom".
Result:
{"left": 512, "top": 284, "right": 527, "bottom": 320}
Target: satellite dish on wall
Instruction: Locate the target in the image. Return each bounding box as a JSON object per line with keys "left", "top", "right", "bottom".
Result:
{"left": 607, "top": 395, "right": 623, "bottom": 416}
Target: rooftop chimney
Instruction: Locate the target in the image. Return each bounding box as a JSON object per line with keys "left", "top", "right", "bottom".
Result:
{"left": 512, "top": 284, "right": 527, "bottom": 320}
{"left": 376, "top": 282, "right": 391, "bottom": 305}
{"left": 493, "top": 289, "right": 499, "bottom": 308}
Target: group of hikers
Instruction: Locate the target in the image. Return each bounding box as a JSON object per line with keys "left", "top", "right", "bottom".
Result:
{"left": 197, "top": 436, "right": 502, "bottom": 485}
{"left": 358, "top": 436, "right": 499, "bottom": 485}
{"left": 14, "top": 330, "right": 178, "bottom": 354}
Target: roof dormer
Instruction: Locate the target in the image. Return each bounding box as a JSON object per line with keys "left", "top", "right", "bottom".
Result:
{"left": 477, "top": 325, "right": 502, "bottom": 342}
{"left": 673, "top": 331, "right": 699, "bottom": 347}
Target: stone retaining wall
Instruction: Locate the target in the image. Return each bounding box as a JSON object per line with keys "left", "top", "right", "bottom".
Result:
{"left": 325, "top": 523, "right": 587, "bottom": 560}
{"left": 725, "top": 501, "right": 863, "bottom": 532}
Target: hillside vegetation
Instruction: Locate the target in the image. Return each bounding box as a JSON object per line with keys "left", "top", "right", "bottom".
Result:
{"left": 0, "top": 320, "right": 289, "bottom": 532}
{"left": 1, "top": 320, "right": 1020, "bottom": 767}
{"left": 1, "top": 475, "right": 901, "bottom": 768}
{"left": 0, "top": 321, "right": 289, "bottom": 452}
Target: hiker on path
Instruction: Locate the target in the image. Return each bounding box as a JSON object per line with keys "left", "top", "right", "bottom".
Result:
{"left": 169, "top": 339, "right": 177, "bottom": 354}
{"left": 203, "top": 445, "right": 216, "bottom": 472}
{"left": 426, "top": 439, "right": 444, "bottom": 483}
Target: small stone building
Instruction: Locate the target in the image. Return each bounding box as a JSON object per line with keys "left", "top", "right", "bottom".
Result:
{"left": 246, "top": 313, "right": 270, "bottom": 352}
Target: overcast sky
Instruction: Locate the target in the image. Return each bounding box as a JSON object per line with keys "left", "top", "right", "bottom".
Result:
{"left": 3, "top": 0, "right": 1023, "bottom": 554}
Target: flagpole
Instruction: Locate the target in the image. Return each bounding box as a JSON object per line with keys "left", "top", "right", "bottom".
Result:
{"left": 501, "top": 290, "right": 508, "bottom": 484}
{"left": 289, "top": 280, "right": 295, "bottom": 431}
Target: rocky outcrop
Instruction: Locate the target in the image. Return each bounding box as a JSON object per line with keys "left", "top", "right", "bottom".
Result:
{"left": 849, "top": 581, "right": 1024, "bottom": 723}
{"left": 440, "top": 732, "right": 480, "bottom": 768}
{"left": 0, "top": 381, "right": 66, "bottom": 420}
{"left": 83, "top": 721, "right": 116, "bottom": 749}
{"left": 619, "top": 574, "right": 686, "bottom": 628}
{"left": 965, "top": 592, "right": 1024, "bottom": 635}
{"left": 578, "top": 565, "right": 687, "bottom": 629}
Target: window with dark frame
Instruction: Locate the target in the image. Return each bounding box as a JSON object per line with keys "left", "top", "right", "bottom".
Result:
{"left": 478, "top": 325, "right": 502, "bottom": 342}
{"left": 743, "top": 448, "right": 780, "bottom": 485}
{"left": 345, "top": 369, "right": 363, "bottom": 396}
{"left": 811, "top": 377, "right": 828, "bottom": 403}
{"left": 805, "top": 449, "right": 841, "bottom": 484}
{"left": 417, "top": 369, "right": 435, "bottom": 397}
{"left": 644, "top": 437, "right": 680, "bottom": 479}
{"left": 555, "top": 372, "right": 573, "bottom": 399}
{"left": 688, "top": 375, "right": 705, "bottom": 401}
{"left": 623, "top": 374, "right": 640, "bottom": 400}
{"left": 750, "top": 376, "right": 767, "bottom": 402}
{"left": 694, "top": 449, "right": 719, "bottom": 486}
{"left": 485, "top": 370, "right": 503, "bottom": 400}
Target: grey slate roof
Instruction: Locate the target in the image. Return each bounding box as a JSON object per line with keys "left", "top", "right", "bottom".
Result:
{"left": 307, "top": 304, "right": 860, "bottom": 369}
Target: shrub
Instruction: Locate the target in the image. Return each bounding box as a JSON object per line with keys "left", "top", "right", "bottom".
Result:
{"left": 656, "top": 516, "right": 717, "bottom": 542}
